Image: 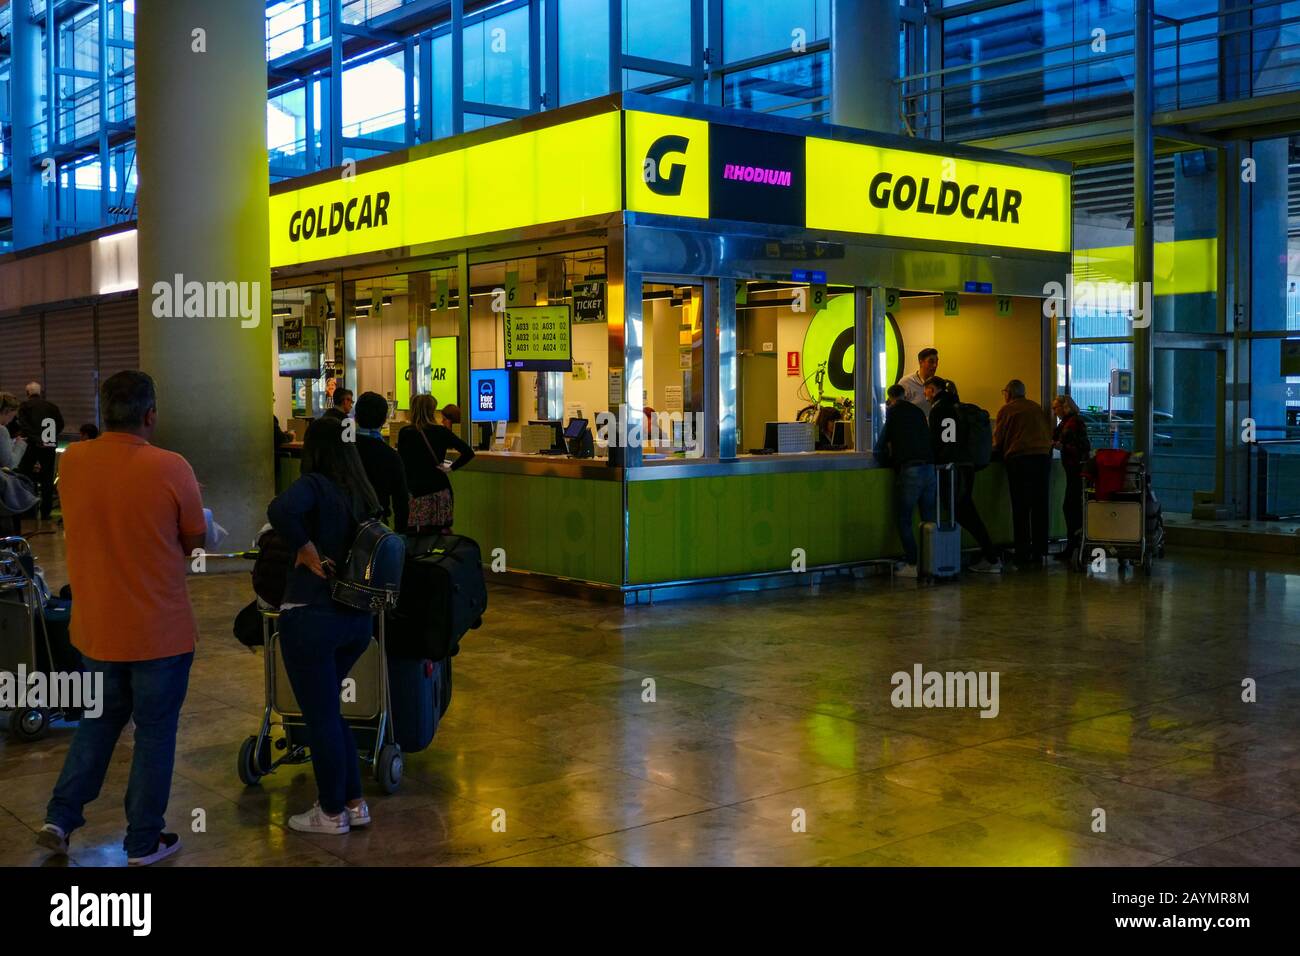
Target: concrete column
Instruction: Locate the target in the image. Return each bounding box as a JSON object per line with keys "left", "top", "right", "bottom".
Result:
{"left": 11, "top": 6, "right": 47, "bottom": 249}
{"left": 832, "top": 0, "right": 900, "bottom": 133}
{"left": 1132, "top": 0, "right": 1155, "bottom": 458}
{"left": 135, "top": 0, "right": 273, "bottom": 547}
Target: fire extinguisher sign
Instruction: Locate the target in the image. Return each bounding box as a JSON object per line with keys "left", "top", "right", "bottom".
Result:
{"left": 787, "top": 351, "right": 801, "bottom": 377}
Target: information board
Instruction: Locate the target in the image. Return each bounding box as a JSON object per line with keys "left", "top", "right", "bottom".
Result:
{"left": 503, "top": 305, "right": 573, "bottom": 372}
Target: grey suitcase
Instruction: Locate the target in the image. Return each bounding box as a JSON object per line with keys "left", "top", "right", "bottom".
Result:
{"left": 920, "top": 464, "right": 962, "bottom": 580}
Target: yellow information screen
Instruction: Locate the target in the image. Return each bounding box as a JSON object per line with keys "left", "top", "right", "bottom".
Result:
{"left": 503, "top": 306, "right": 572, "bottom": 372}
{"left": 805, "top": 138, "right": 1071, "bottom": 253}
{"left": 270, "top": 111, "right": 622, "bottom": 268}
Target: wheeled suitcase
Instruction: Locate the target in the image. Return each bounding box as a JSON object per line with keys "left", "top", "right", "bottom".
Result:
{"left": 386, "top": 656, "right": 446, "bottom": 753}
{"left": 920, "top": 464, "right": 962, "bottom": 580}
{"left": 387, "top": 534, "right": 487, "bottom": 660}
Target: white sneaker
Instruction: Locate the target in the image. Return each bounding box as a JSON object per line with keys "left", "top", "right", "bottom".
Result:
{"left": 895, "top": 563, "right": 919, "bottom": 578}
{"left": 36, "top": 823, "right": 70, "bottom": 857}
{"left": 288, "top": 803, "right": 351, "bottom": 835}
{"left": 346, "top": 801, "right": 372, "bottom": 828}
{"left": 970, "top": 558, "right": 1003, "bottom": 574}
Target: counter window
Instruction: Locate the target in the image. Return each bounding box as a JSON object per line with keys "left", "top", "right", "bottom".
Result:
{"left": 468, "top": 248, "right": 608, "bottom": 455}
{"left": 736, "top": 281, "right": 858, "bottom": 455}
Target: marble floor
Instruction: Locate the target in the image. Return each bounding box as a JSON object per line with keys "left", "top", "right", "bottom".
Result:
{"left": 3, "top": 527, "right": 1299, "bottom": 867}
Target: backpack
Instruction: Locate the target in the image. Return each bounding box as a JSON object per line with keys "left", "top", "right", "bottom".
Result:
{"left": 955, "top": 403, "right": 993, "bottom": 470}
{"left": 331, "top": 519, "right": 406, "bottom": 612}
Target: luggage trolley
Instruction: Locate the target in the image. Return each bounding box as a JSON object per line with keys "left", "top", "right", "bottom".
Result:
{"left": 0, "top": 536, "right": 78, "bottom": 742}
{"left": 1074, "top": 450, "right": 1158, "bottom": 576}
{"left": 235, "top": 606, "right": 404, "bottom": 794}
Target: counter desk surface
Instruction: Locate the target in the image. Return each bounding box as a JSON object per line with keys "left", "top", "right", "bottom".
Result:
{"left": 461, "top": 448, "right": 876, "bottom": 480}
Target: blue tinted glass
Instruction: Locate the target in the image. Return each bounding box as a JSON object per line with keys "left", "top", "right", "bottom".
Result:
{"left": 342, "top": 51, "right": 407, "bottom": 143}
{"left": 464, "top": 7, "right": 530, "bottom": 109}
{"left": 560, "top": 0, "right": 610, "bottom": 104}
{"left": 724, "top": 50, "right": 828, "bottom": 120}
{"left": 723, "top": 0, "right": 828, "bottom": 64}
{"left": 625, "top": 0, "right": 692, "bottom": 65}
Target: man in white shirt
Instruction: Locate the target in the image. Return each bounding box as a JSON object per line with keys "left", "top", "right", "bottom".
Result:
{"left": 901, "top": 348, "right": 939, "bottom": 416}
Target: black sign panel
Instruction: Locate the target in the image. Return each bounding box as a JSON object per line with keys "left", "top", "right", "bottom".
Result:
{"left": 573, "top": 281, "right": 606, "bottom": 323}
{"left": 708, "top": 124, "right": 806, "bottom": 227}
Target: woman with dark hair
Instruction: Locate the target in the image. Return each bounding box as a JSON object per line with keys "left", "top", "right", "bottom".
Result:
{"left": 1052, "top": 393, "right": 1091, "bottom": 565}
{"left": 267, "top": 416, "right": 382, "bottom": 835}
{"left": 398, "top": 394, "right": 474, "bottom": 535}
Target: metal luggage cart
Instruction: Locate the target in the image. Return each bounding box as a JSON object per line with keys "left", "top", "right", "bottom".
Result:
{"left": 0, "top": 536, "right": 76, "bottom": 741}
{"left": 1074, "top": 454, "right": 1154, "bottom": 577}
{"left": 236, "top": 607, "right": 403, "bottom": 794}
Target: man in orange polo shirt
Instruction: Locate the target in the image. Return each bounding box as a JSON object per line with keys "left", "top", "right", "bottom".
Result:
{"left": 37, "top": 370, "right": 208, "bottom": 866}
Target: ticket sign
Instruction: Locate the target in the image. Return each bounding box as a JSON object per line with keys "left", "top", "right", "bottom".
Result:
{"left": 503, "top": 305, "right": 572, "bottom": 372}
{"left": 573, "top": 281, "right": 606, "bottom": 323}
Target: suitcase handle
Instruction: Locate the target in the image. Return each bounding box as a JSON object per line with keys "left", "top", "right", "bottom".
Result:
{"left": 935, "top": 463, "right": 958, "bottom": 531}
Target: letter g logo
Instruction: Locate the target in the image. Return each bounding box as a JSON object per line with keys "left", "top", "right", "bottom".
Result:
{"left": 645, "top": 135, "right": 689, "bottom": 196}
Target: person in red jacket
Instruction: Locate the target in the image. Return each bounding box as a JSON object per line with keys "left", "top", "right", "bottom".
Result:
{"left": 1052, "top": 394, "right": 1092, "bottom": 564}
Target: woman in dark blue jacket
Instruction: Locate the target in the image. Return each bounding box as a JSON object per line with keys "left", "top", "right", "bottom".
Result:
{"left": 268, "top": 416, "right": 381, "bottom": 835}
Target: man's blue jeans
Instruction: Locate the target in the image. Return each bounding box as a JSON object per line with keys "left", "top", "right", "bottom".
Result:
{"left": 895, "top": 464, "right": 938, "bottom": 565}
{"left": 45, "top": 651, "right": 193, "bottom": 857}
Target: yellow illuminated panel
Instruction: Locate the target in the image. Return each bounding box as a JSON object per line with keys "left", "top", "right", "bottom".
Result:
{"left": 270, "top": 112, "right": 621, "bottom": 268}
{"left": 1072, "top": 238, "right": 1217, "bottom": 295}
{"left": 805, "top": 137, "right": 1071, "bottom": 253}
{"left": 466, "top": 112, "right": 621, "bottom": 236}
{"left": 624, "top": 111, "right": 710, "bottom": 218}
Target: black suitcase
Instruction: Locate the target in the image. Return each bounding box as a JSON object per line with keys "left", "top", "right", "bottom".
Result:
{"left": 387, "top": 534, "right": 487, "bottom": 661}
{"left": 386, "top": 656, "right": 445, "bottom": 753}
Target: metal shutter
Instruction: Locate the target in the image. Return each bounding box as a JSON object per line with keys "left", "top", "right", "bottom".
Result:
{"left": 0, "top": 314, "right": 43, "bottom": 400}
{"left": 95, "top": 297, "right": 141, "bottom": 405}
{"left": 42, "top": 306, "right": 97, "bottom": 437}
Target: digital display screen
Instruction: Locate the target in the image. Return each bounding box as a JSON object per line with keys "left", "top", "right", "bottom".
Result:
{"left": 563, "top": 418, "right": 588, "bottom": 439}
{"left": 503, "top": 306, "right": 572, "bottom": 372}
{"left": 470, "top": 369, "right": 511, "bottom": 422}
{"left": 278, "top": 326, "right": 322, "bottom": 377}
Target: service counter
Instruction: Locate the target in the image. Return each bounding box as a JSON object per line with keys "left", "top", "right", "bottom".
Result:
{"left": 452, "top": 451, "right": 1066, "bottom": 601}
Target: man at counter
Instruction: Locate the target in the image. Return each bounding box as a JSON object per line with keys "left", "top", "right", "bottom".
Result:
{"left": 322, "top": 388, "right": 353, "bottom": 422}
{"left": 993, "top": 379, "right": 1054, "bottom": 569}
{"left": 874, "top": 383, "right": 935, "bottom": 579}
{"left": 901, "top": 348, "right": 939, "bottom": 417}
{"left": 354, "top": 391, "right": 409, "bottom": 533}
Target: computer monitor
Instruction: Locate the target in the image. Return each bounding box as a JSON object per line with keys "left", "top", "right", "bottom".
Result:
{"left": 470, "top": 368, "right": 513, "bottom": 423}
{"left": 564, "top": 418, "right": 594, "bottom": 459}
{"left": 831, "top": 420, "right": 852, "bottom": 450}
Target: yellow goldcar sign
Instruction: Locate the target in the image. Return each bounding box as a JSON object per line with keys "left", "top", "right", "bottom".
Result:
{"left": 805, "top": 138, "right": 1071, "bottom": 253}
{"left": 270, "top": 111, "right": 622, "bottom": 267}
{"left": 271, "top": 107, "right": 1069, "bottom": 268}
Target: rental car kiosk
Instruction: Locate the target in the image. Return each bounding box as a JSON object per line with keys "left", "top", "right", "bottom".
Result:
{"left": 269, "top": 93, "right": 1072, "bottom": 602}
